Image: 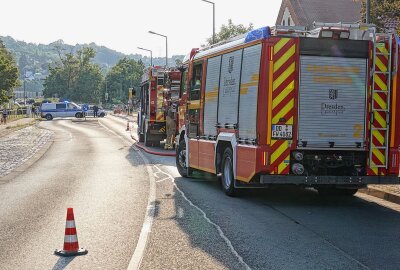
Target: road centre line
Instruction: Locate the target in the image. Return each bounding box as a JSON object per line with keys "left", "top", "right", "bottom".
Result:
{"left": 98, "top": 120, "right": 156, "bottom": 270}
{"left": 152, "top": 164, "right": 252, "bottom": 270}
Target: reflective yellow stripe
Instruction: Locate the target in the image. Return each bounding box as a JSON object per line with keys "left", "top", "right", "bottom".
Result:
{"left": 271, "top": 141, "right": 288, "bottom": 163}
{"left": 272, "top": 81, "right": 294, "bottom": 109}
{"left": 273, "top": 38, "right": 290, "bottom": 55}
{"left": 273, "top": 62, "right": 295, "bottom": 91}
{"left": 372, "top": 130, "right": 385, "bottom": 145}
{"left": 273, "top": 44, "right": 295, "bottom": 71}
{"left": 375, "top": 57, "right": 388, "bottom": 72}
{"left": 372, "top": 148, "right": 385, "bottom": 163}
{"left": 378, "top": 45, "right": 389, "bottom": 55}
{"left": 374, "top": 74, "right": 388, "bottom": 91}
{"left": 373, "top": 93, "right": 387, "bottom": 110}
{"left": 278, "top": 154, "right": 290, "bottom": 174}
{"left": 272, "top": 98, "right": 294, "bottom": 123}
{"left": 375, "top": 111, "right": 387, "bottom": 128}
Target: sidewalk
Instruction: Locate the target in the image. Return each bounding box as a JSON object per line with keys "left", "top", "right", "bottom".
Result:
{"left": 359, "top": 185, "right": 400, "bottom": 204}
{"left": 0, "top": 117, "right": 53, "bottom": 179}
{"left": 0, "top": 117, "right": 38, "bottom": 136}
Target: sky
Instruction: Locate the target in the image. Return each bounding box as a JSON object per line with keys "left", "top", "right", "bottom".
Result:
{"left": 0, "top": 0, "right": 282, "bottom": 57}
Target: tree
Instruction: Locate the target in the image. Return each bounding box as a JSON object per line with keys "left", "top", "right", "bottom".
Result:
{"left": 105, "top": 57, "right": 144, "bottom": 104}
{"left": 204, "top": 19, "right": 253, "bottom": 46}
{"left": 0, "top": 39, "right": 20, "bottom": 105}
{"left": 360, "top": 0, "right": 400, "bottom": 34}
{"left": 43, "top": 47, "right": 103, "bottom": 103}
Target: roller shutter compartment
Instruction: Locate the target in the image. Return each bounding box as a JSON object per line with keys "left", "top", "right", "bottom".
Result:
{"left": 298, "top": 55, "right": 367, "bottom": 148}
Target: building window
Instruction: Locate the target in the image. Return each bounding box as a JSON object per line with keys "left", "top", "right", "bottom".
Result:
{"left": 283, "top": 19, "right": 286, "bottom": 26}
{"left": 288, "top": 17, "right": 291, "bottom": 26}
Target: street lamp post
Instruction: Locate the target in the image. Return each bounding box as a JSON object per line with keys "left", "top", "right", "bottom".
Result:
{"left": 23, "top": 80, "right": 26, "bottom": 105}
{"left": 366, "top": 0, "right": 370, "bottom": 24}
{"left": 137, "top": 47, "right": 153, "bottom": 67}
{"left": 201, "top": 0, "right": 215, "bottom": 45}
{"left": 148, "top": 31, "right": 168, "bottom": 67}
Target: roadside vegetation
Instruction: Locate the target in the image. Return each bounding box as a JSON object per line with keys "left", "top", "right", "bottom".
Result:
{"left": 0, "top": 40, "right": 19, "bottom": 106}
{"left": 361, "top": 0, "right": 400, "bottom": 35}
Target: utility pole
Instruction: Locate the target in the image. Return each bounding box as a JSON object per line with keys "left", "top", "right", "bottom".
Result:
{"left": 366, "top": 0, "right": 370, "bottom": 24}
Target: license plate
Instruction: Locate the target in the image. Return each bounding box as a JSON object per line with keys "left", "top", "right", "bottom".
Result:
{"left": 272, "top": 125, "right": 293, "bottom": 140}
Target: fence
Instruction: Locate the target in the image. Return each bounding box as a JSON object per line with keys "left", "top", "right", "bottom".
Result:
{"left": 1, "top": 109, "right": 29, "bottom": 120}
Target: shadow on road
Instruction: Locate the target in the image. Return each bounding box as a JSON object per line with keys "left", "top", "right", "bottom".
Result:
{"left": 52, "top": 256, "right": 75, "bottom": 270}
{"left": 170, "top": 174, "right": 400, "bottom": 269}
{"left": 122, "top": 135, "right": 400, "bottom": 269}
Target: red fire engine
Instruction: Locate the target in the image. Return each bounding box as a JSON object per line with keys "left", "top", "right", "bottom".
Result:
{"left": 175, "top": 23, "right": 400, "bottom": 196}
{"left": 138, "top": 66, "right": 180, "bottom": 146}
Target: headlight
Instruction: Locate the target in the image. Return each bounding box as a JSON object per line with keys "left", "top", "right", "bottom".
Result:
{"left": 291, "top": 163, "right": 305, "bottom": 175}
{"left": 292, "top": 151, "right": 304, "bottom": 161}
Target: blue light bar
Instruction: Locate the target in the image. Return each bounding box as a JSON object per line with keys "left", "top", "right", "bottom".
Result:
{"left": 245, "top": 26, "right": 271, "bottom": 43}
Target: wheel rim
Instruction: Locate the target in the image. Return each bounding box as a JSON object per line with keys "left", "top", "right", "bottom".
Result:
{"left": 178, "top": 147, "right": 187, "bottom": 170}
{"left": 223, "top": 156, "right": 232, "bottom": 189}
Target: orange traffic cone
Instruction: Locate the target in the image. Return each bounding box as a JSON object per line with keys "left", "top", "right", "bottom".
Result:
{"left": 126, "top": 121, "right": 130, "bottom": 131}
{"left": 54, "top": 208, "right": 88, "bottom": 257}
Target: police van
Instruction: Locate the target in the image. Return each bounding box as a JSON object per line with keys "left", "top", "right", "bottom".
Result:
{"left": 40, "top": 102, "right": 83, "bottom": 120}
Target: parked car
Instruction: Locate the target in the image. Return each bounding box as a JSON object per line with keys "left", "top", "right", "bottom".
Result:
{"left": 86, "top": 105, "right": 106, "bottom": 117}
{"left": 40, "top": 102, "right": 83, "bottom": 120}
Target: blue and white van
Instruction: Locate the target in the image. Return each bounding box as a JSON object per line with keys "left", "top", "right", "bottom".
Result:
{"left": 40, "top": 102, "right": 83, "bottom": 120}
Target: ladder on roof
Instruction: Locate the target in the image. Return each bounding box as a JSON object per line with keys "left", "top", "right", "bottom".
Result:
{"left": 369, "top": 33, "right": 394, "bottom": 169}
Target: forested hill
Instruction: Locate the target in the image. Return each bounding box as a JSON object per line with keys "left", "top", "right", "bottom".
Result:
{"left": 0, "top": 36, "right": 184, "bottom": 78}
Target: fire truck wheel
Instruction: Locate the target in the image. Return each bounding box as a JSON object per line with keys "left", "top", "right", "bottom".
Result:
{"left": 138, "top": 133, "right": 144, "bottom": 142}
{"left": 176, "top": 140, "right": 190, "bottom": 177}
{"left": 144, "top": 131, "right": 152, "bottom": 146}
{"left": 221, "top": 147, "right": 236, "bottom": 196}
{"left": 317, "top": 187, "right": 358, "bottom": 196}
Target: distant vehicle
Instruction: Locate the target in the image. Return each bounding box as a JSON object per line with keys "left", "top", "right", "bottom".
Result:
{"left": 86, "top": 105, "right": 106, "bottom": 117}
{"left": 40, "top": 102, "right": 83, "bottom": 120}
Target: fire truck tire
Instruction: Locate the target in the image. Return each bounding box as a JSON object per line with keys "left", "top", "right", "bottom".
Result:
{"left": 317, "top": 187, "right": 358, "bottom": 196}
{"left": 221, "top": 147, "right": 236, "bottom": 196}
{"left": 144, "top": 131, "right": 152, "bottom": 146}
{"left": 138, "top": 133, "right": 144, "bottom": 143}
{"left": 176, "top": 140, "right": 191, "bottom": 177}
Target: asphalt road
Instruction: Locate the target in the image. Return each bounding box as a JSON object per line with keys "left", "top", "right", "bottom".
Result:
{"left": 2, "top": 115, "right": 400, "bottom": 270}
{"left": 125, "top": 116, "right": 400, "bottom": 270}
{"left": 0, "top": 117, "right": 150, "bottom": 270}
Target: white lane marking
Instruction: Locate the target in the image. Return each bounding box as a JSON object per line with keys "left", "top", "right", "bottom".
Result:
{"left": 177, "top": 207, "right": 184, "bottom": 219}
{"left": 152, "top": 164, "right": 252, "bottom": 270}
{"left": 98, "top": 120, "right": 156, "bottom": 270}
{"left": 155, "top": 177, "right": 170, "bottom": 183}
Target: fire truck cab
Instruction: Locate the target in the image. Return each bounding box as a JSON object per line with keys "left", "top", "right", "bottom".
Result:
{"left": 176, "top": 23, "right": 400, "bottom": 196}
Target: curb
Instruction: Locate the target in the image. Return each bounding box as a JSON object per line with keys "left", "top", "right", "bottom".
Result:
{"left": 358, "top": 188, "right": 400, "bottom": 205}
{"left": 0, "top": 134, "right": 54, "bottom": 183}
{"left": 0, "top": 118, "right": 38, "bottom": 137}
{"left": 131, "top": 134, "right": 176, "bottom": 157}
